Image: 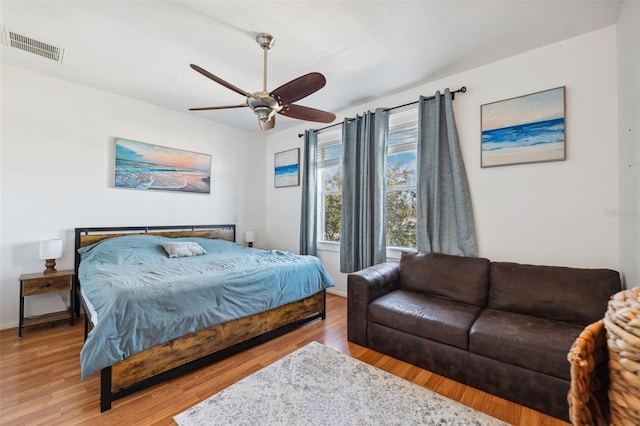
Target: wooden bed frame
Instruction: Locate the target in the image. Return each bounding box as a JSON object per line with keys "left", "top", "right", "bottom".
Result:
{"left": 74, "top": 224, "right": 326, "bottom": 412}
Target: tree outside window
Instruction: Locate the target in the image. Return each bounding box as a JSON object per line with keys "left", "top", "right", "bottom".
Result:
{"left": 322, "top": 165, "right": 342, "bottom": 241}
{"left": 386, "top": 153, "right": 417, "bottom": 248}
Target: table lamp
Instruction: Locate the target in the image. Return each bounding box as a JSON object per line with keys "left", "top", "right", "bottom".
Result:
{"left": 245, "top": 230, "right": 256, "bottom": 248}
{"left": 39, "top": 239, "right": 63, "bottom": 274}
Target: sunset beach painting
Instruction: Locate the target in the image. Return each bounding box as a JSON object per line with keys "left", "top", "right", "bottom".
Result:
{"left": 481, "top": 87, "right": 565, "bottom": 167}
{"left": 114, "top": 138, "right": 211, "bottom": 193}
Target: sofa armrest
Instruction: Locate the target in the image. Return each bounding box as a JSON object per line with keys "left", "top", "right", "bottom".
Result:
{"left": 347, "top": 261, "right": 400, "bottom": 346}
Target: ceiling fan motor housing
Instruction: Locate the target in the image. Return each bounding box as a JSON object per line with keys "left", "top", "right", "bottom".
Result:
{"left": 248, "top": 91, "right": 280, "bottom": 121}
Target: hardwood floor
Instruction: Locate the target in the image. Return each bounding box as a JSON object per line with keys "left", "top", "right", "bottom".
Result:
{"left": 0, "top": 294, "right": 570, "bottom": 425}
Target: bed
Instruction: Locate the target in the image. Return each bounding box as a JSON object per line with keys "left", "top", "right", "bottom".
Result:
{"left": 74, "top": 224, "right": 334, "bottom": 412}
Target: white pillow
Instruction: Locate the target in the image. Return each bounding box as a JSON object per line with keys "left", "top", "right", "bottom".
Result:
{"left": 161, "top": 241, "right": 207, "bottom": 258}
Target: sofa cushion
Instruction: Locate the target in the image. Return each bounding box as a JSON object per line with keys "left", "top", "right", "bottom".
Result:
{"left": 489, "top": 262, "right": 621, "bottom": 325}
{"left": 399, "top": 252, "right": 491, "bottom": 307}
{"left": 368, "top": 289, "right": 482, "bottom": 350}
{"left": 469, "top": 309, "right": 584, "bottom": 380}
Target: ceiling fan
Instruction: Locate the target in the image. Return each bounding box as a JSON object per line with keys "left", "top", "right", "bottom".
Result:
{"left": 189, "top": 33, "right": 336, "bottom": 131}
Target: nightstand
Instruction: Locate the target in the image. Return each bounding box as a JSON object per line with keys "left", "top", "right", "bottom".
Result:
{"left": 19, "top": 269, "right": 75, "bottom": 337}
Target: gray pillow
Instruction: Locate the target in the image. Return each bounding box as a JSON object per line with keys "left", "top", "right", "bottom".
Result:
{"left": 161, "top": 242, "right": 207, "bottom": 258}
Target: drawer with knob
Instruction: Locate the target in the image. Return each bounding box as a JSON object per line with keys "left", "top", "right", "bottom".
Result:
{"left": 21, "top": 274, "right": 72, "bottom": 296}
{"left": 18, "top": 269, "right": 75, "bottom": 337}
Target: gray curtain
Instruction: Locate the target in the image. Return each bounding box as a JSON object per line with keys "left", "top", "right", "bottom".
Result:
{"left": 340, "top": 108, "right": 389, "bottom": 273}
{"left": 299, "top": 130, "right": 318, "bottom": 256}
{"left": 416, "top": 89, "right": 478, "bottom": 256}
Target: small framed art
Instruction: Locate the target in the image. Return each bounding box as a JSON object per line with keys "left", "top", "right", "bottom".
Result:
{"left": 481, "top": 86, "right": 566, "bottom": 168}
{"left": 274, "top": 148, "right": 300, "bottom": 188}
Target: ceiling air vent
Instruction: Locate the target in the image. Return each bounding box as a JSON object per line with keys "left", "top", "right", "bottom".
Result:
{"left": 2, "top": 26, "right": 64, "bottom": 63}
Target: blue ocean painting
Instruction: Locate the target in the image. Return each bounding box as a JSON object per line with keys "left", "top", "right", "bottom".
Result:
{"left": 114, "top": 139, "right": 211, "bottom": 193}
{"left": 481, "top": 87, "right": 565, "bottom": 167}
{"left": 275, "top": 164, "right": 299, "bottom": 183}
{"left": 274, "top": 149, "right": 299, "bottom": 187}
{"left": 482, "top": 117, "right": 565, "bottom": 150}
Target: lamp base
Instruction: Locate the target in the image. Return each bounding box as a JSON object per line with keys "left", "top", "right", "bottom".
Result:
{"left": 44, "top": 259, "right": 57, "bottom": 274}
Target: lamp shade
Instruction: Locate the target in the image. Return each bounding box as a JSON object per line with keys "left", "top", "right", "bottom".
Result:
{"left": 245, "top": 231, "right": 256, "bottom": 244}
{"left": 39, "top": 239, "right": 63, "bottom": 260}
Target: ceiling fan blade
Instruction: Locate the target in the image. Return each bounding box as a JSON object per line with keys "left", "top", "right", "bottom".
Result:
{"left": 278, "top": 104, "right": 336, "bottom": 123}
{"left": 270, "top": 72, "right": 326, "bottom": 105}
{"left": 259, "top": 116, "right": 276, "bottom": 131}
{"left": 190, "top": 64, "right": 254, "bottom": 99}
{"left": 189, "top": 104, "right": 247, "bottom": 111}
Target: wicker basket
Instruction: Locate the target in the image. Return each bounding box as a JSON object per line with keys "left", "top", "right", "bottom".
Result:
{"left": 603, "top": 287, "right": 640, "bottom": 426}
{"left": 568, "top": 320, "right": 610, "bottom": 425}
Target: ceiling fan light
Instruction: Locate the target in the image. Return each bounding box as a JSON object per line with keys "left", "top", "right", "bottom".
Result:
{"left": 254, "top": 106, "right": 273, "bottom": 122}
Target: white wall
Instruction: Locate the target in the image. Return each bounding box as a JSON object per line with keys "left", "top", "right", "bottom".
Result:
{"left": 265, "top": 26, "right": 621, "bottom": 296}
{"left": 617, "top": 1, "right": 640, "bottom": 289}
{"left": 1, "top": 23, "right": 628, "bottom": 328}
{"left": 0, "top": 65, "right": 266, "bottom": 328}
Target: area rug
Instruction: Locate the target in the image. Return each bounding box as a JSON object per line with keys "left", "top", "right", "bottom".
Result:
{"left": 174, "top": 341, "right": 507, "bottom": 425}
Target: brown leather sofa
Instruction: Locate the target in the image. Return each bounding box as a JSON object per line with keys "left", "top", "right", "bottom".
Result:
{"left": 347, "top": 252, "right": 621, "bottom": 421}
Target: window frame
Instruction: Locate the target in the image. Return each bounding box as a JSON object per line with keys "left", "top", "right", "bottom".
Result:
{"left": 315, "top": 105, "right": 419, "bottom": 256}
{"left": 385, "top": 106, "right": 418, "bottom": 251}
{"left": 317, "top": 129, "right": 343, "bottom": 245}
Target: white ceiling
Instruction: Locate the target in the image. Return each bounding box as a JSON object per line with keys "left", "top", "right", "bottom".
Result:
{"left": 0, "top": 0, "right": 622, "bottom": 134}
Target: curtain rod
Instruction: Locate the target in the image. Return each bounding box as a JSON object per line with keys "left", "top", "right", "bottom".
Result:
{"left": 297, "top": 86, "right": 467, "bottom": 137}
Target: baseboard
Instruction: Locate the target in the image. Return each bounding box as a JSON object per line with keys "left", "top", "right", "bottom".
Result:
{"left": 326, "top": 288, "right": 347, "bottom": 298}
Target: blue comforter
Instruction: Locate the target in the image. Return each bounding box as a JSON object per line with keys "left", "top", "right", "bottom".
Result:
{"left": 77, "top": 235, "right": 335, "bottom": 379}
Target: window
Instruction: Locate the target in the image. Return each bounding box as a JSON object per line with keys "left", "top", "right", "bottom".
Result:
{"left": 318, "top": 130, "right": 342, "bottom": 242}
{"left": 386, "top": 108, "right": 418, "bottom": 248}
{"left": 316, "top": 107, "right": 418, "bottom": 249}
